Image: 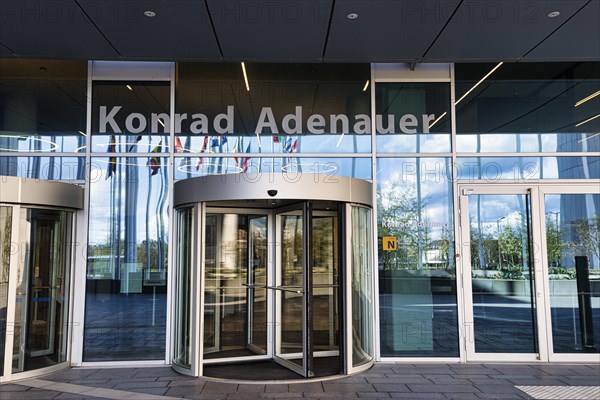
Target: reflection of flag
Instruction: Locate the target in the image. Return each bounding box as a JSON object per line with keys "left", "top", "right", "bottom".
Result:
{"left": 106, "top": 135, "right": 117, "bottom": 180}
{"left": 147, "top": 141, "right": 161, "bottom": 176}
{"left": 283, "top": 137, "right": 297, "bottom": 153}
{"left": 241, "top": 143, "right": 251, "bottom": 173}
{"left": 233, "top": 137, "right": 243, "bottom": 167}
{"left": 128, "top": 135, "right": 142, "bottom": 152}
{"left": 211, "top": 136, "right": 227, "bottom": 147}
{"left": 196, "top": 136, "right": 210, "bottom": 170}
{"left": 175, "top": 136, "right": 183, "bottom": 152}
{"left": 273, "top": 135, "right": 282, "bottom": 143}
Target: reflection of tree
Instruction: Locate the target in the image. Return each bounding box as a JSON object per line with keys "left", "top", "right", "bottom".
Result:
{"left": 377, "top": 179, "right": 449, "bottom": 271}
{"left": 469, "top": 220, "right": 527, "bottom": 275}
{"left": 498, "top": 224, "right": 524, "bottom": 268}
{"left": 545, "top": 215, "right": 563, "bottom": 267}
{"left": 87, "top": 238, "right": 168, "bottom": 279}
{"left": 1, "top": 209, "right": 11, "bottom": 283}
{"left": 566, "top": 216, "right": 600, "bottom": 268}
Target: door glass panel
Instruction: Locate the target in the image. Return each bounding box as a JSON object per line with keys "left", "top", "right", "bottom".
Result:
{"left": 277, "top": 213, "right": 304, "bottom": 369}
{"left": 468, "top": 194, "right": 538, "bottom": 353}
{"left": 173, "top": 207, "right": 194, "bottom": 368}
{"left": 0, "top": 206, "right": 12, "bottom": 377}
{"left": 545, "top": 193, "right": 599, "bottom": 353}
{"left": 248, "top": 216, "right": 268, "bottom": 355}
{"left": 312, "top": 215, "right": 339, "bottom": 355}
{"left": 13, "top": 208, "right": 72, "bottom": 372}
{"left": 204, "top": 213, "right": 267, "bottom": 359}
{"left": 351, "top": 206, "right": 374, "bottom": 367}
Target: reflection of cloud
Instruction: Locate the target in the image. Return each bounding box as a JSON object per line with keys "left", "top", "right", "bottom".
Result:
{"left": 88, "top": 164, "right": 169, "bottom": 247}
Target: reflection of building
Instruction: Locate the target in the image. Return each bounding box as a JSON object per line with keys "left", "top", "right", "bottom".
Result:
{"left": 1, "top": 2, "right": 600, "bottom": 382}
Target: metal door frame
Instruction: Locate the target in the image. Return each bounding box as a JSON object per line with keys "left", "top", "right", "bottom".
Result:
{"left": 458, "top": 184, "right": 547, "bottom": 362}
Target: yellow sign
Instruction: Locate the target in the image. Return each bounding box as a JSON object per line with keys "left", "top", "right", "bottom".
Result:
{"left": 382, "top": 236, "right": 397, "bottom": 251}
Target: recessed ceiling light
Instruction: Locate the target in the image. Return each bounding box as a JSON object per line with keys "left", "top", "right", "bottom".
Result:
{"left": 347, "top": 13, "right": 358, "bottom": 20}
{"left": 547, "top": 11, "right": 560, "bottom": 18}
{"left": 144, "top": 10, "right": 156, "bottom": 17}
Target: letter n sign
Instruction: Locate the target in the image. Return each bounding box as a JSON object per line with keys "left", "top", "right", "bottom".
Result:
{"left": 382, "top": 236, "right": 397, "bottom": 251}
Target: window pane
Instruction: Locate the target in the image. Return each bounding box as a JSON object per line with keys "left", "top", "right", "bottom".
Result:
{"left": 376, "top": 83, "right": 451, "bottom": 153}
{"left": 455, "top": 63, "right": 600, "bottom": 153}
{"left": 0, "top": 156, "right": 85, "bottom": 181}
{"left": 91, "top": 82, "right": 170, "bottom": 153}
{"left": 0, "top": 59, "right": 87, "bottom": 153}
{"left": 173, "top": 157, "right": 372, "bottom": 180}
{"left": 377, "top": 158, "right": 458, "bottom": 357}
{"left": 84, "top": 157, "right": 169, "bottom": 361}
{"left": 176, "top": 63, "right": 371, "bottom": 154}
{"left": 457, "top": 156, "right": 600, "bottom": 181}
{"left": 545, "top": 194, "right": 600, "bottom": 353}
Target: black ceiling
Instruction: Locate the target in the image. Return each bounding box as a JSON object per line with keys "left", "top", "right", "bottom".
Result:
{"left": 0, "top": 0, "right": 598, "bottom": 62}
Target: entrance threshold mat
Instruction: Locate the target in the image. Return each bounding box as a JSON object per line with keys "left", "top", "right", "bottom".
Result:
{"left": 516, "top": 386, "right": 600, "bottom": 400}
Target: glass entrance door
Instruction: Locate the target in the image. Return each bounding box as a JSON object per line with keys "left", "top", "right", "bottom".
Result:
{"left": 459, "top": 187, "right": 541, "bottom": 361}
{"left": 273, "top": 202, "right": 341, "bottom": 378}
{"left": 274, "top": 204, "right": 311, "bottom": 376}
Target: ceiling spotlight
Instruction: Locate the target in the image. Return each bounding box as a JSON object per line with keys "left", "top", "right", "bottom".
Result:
{"left": 547, "top": 11, "right": 560, "bottom": 18}
{"left": 347, "top": 13, "right": 359, "bottom": 20}
{"left": 144, "top": 10, "right": 156, "bottom": 17}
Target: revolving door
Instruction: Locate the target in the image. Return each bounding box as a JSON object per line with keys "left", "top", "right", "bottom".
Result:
{"left": 172, "top": 174, "right": 374, "bottom": 378}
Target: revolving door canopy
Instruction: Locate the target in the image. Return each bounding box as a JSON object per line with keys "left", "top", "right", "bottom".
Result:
{"left": 172, "top": 174, "right": 374, "bottom": 378}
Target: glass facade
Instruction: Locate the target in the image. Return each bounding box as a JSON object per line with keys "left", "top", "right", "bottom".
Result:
{"left": 1, "top": 59, "right": 598, "bottom": 375}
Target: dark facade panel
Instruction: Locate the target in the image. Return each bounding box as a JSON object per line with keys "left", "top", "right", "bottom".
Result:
{"left": 0, "top": 0, "right": 117, "bottom": 58}
{"left": 326, "top": 0, "right": 458, "bottom": 61}
{"left": 525, "top": 0, "right": 600, "bottom": 61}
{"left": 425, "top": 0, "right": 588, "bottom": 61}
{"left": 206, "top": 0, "right": 332, "bottom": 61}
{"left": 78, "top": 0, "right": 221, "bottom": 59}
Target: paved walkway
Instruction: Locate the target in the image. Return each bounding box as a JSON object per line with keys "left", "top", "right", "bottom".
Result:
{"left": 1, "top": 363, "right": 599, "bottom": 399}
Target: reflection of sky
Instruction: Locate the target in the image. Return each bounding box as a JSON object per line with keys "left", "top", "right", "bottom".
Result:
{"left": 470, "top": 195, "right": 527, "bottom": 235}
{"left": 376, "top": 158, "right": 453, "bottom": 239}
{"left": 376, "top": 134, "right": 451, "bottom": 153}
{"left": 88, "top": 159, "right": 169, "bottom": 247}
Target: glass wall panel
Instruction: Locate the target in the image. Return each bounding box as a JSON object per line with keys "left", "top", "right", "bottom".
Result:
{"left": 174, "top": 157, "right": 372, "bottom": 180}
{"left": 545, "top": 194, "right": 599, "bottom": 353}
{"left": 91, "top": 82, "right": 170, "bottom": 153}
{"left": 84, "top": 157, "right": 169, "bottom": 361}
{"left": 0, "top": 60, "right": 87, "bottom": 153}
{"left": 176, "top": 63, "right": 371, "bottom": 154}
{"left": 376, "top": 83, "right": 451, "bottom": 153}
{"left": 351, "top": 206, "right": 373, "bottom": 367}
{"left": 0, "top": 206, "right": 12, "bottom": 377}
{"left": 377, "top": 158, "right": 458, "bottom": 357}
{"left": 12, "top": 208, "right": 72, "bottom": 372}
{"left": 173, "top": 207, "right": 194, "bottom": 368}
{"left": 457, "top": 156, "right": 600, "bottom": 181}
{"left": 455, "top": 63, "right": 600, "bottom": 153}
{"left": 204, "top": 212, "right": 268, "bottom": 359}
{"left": 0, "top": 156, "right": 85, "bottom": 181}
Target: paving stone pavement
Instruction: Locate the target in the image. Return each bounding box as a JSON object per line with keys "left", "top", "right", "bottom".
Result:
{"left": 1, "top": 363, "right": 598, "bottom": 400}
